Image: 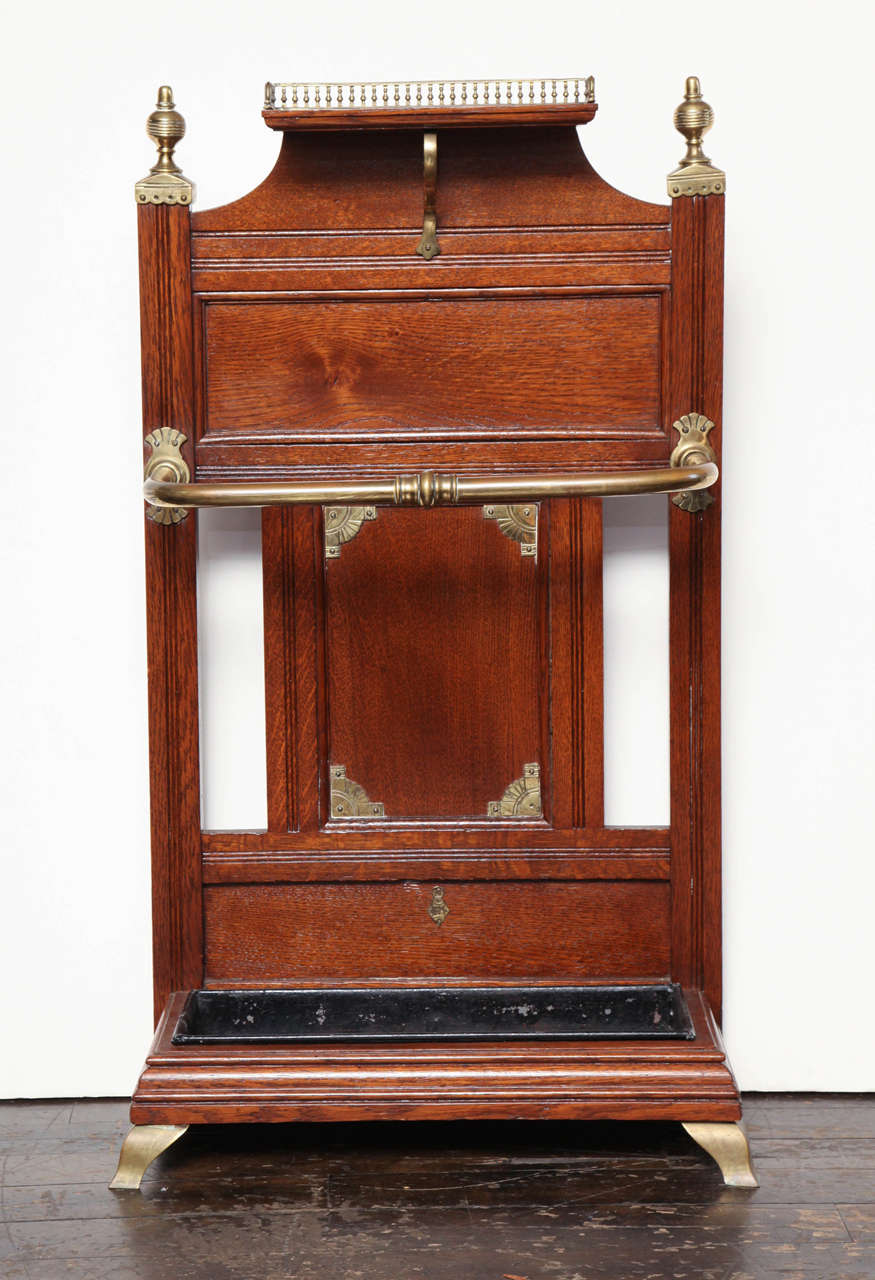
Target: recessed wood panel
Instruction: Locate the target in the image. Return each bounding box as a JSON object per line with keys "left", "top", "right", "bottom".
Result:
{"left": 202, "top": 295, "right": 661, "bottom": 439}
{"left": 325, "top": 506, "right": 544, "bottom": 819}
{"left": 204, "top": 881, "right": 671, "bottom": 984}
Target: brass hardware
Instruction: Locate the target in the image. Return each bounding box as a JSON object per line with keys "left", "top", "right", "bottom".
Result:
{"left": 415, "top": 132, "right": 440, "bottom": 261}
{"left": 329, "top": 765, "right": 385, "bottom": 818}
{"left": 265, "top": 78, "right": 594, "bottom": 110}
{"left": 488, "top": 763, "right": 542, "bottom": 818}
{"left": 670, "top": 413, "right": 717, "bottom": 512}
{"left": 483, "top": 503, "right": 538, "bottom": 558}
{"left": 324, "top": 505, "right": 377, "bottom": 558}
{"left": 135, "top": 86, "right": 195, "bottom": 206}
{"left": 144, "top": 461, "right": 718, "bottom": 515}
{"left": 109, "top": 1124, "right": 189, "bottom": 1191}
{"left": 682, "top": 1122, "right": 759, "bottom": 1188}
{"left": 143, "top": 429, "right": 191, "bottom": 525}
{"left": 428, "top": 886, "right": 450, "bottom": 926}
{"left": 667, "top": 76, "right": 725, "bottom": 198}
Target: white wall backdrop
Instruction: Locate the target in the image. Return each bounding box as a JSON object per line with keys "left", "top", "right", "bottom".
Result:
{"left": 3, "top": 0, "right": 873, "bottom": 1096}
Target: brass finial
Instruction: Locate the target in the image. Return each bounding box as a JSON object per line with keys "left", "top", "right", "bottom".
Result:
{"left": 135, "top": 85, "right": 195, "bottom": 207}
{"left": 667, "top": 76, "right": 725, "bottom": 198}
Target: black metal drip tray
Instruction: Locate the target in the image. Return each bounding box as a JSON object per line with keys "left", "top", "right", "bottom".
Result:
{"left": 172, "top": 984, "right": 694, "bottom": 1044}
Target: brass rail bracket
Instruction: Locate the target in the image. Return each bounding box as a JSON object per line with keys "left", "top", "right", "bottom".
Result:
{"left": 667, "top": 77, "right": 725, "bottom": 198}
{"left": 144, "top": 429, "right": 190, "bottom": 525}
{"left": 670, "top": 414, "right": 716, "bottom": 512}
{"left": 415, "top": 132, "right": 440, "bottom": 260}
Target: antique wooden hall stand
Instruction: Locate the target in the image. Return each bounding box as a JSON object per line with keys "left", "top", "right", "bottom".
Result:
{"left": 112, "top": 75, "right": 756, "bottom": 1190}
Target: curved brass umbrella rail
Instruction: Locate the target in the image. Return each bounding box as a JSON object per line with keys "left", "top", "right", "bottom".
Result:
{"left": 144, "top": 462, "right": 718, "bottom": 512}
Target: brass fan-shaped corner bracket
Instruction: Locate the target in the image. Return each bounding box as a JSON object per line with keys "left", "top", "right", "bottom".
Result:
{"left": 488, "top": 763, "right": 542, "bottom": 818}
{"left": 324, "top": 505, "right": 378, "bottom": 558}
{"left": 483, "top": 503, "right": 538, "bottom": 558}
{"left": 144, "top": 429, "right": 190, "bottom": 525}
{"left": 329, "top": 765, "right": 385, "bottom": 818}
{"left": 670, "top": 414, "right": 716, "bottom": 512}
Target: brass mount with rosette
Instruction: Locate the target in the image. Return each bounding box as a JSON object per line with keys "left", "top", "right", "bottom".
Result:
{"left": 669, "top": 414, "right": 717, "bottom": 512}
{"left": 143, "top": 429, "right": 191, "bottom": 525}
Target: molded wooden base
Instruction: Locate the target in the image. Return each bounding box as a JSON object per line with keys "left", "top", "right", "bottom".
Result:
{"left": 116, "top": 989, "right": 750, "bottom": 1188}
{"left": 129, "top": 989, "right": 742, "bottom": 1126}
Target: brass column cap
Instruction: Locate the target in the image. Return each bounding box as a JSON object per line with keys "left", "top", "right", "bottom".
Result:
{"left": 667, "top": 75, "right": 725, "bottom": 198}
{"left": 135, "top": 85, "right": 196, "bottom": 206}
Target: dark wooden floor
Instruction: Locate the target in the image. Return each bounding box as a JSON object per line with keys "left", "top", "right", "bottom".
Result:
{"left": 1, "top": 1096, "right": 873, "bottom": 1279}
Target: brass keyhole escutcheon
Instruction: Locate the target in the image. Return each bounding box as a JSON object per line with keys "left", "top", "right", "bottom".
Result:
{"left": 428, "top": 886, "right": 449, "bottom": 926}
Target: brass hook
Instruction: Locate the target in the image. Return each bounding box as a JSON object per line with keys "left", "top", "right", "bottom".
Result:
{"left": 415, "top": 131, "right": 439, "bottom": 260}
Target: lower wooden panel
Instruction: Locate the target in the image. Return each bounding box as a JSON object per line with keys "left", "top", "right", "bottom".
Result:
{"left": 325, "top": 505, "right": 546, "bottom": 821}
{"left": 130, "top": 989, "right": 741, "bottom": 1125}
{"left": 203, "top": 881, "right": 670, "bottom": 985}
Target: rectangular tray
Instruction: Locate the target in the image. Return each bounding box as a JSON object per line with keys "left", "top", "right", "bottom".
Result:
{"left": 172, "top": 984, "right": 695, "bottom": 1044}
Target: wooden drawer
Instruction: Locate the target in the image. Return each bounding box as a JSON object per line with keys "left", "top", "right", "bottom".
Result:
{"left": 203, "top": 881, "right": 670, "bottom": 985}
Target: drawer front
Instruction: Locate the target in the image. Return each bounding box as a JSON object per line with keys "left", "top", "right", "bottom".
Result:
{"left": 204, "top": 882, "right": 670, "bottom": 985}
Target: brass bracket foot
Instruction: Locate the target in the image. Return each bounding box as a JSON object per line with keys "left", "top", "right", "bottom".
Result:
{"left": 109, "top": 1124, "right": 189, "bottom": 1190}
{"left": 682, "top": 1121, "right": 758, "bottom": 1187}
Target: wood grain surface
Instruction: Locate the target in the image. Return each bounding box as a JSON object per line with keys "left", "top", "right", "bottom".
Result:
{"left": 8, "top": 1094, "right": 873, "bottom": 1279}
{"left": 202, "top": 881, "right": 671, "bottom": 985}
{"left": 192, "top": 128, "right": 668, "bottom": 234}
{"left": 138, "top": 203, "right": 203, "bottom": 1020}
{"left": 137, "top": 114, "right": 733, "bottom": 1129}
{"left": 325, "top": 505, "right": 544, "bottom": 819}
{"left": 668, "top": 194, "right": 725, "bottom": 1018}
{"left": 200, "top": 295, "right": 662, "bottom": 440}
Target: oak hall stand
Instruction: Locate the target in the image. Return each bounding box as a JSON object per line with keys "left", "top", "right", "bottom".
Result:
{"left": 112, "top": 76, "right": 756, "bottom": 1191}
